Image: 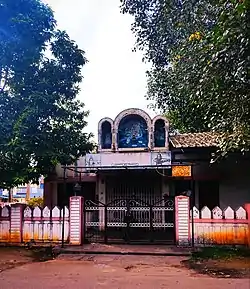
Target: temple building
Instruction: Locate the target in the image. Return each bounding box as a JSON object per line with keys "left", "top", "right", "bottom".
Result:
{"left": 44, "top": 108, "right": 250, "bottom": 244}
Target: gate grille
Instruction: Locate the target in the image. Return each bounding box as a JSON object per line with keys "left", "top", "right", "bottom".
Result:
{"left": 106, "top": 173, "right": 162, "bottom": 204}
{"left": 84, "top": 197, "right": 175, "bottom": 244}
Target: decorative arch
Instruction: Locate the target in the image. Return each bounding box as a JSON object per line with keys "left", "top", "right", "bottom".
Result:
{"left": 152, "top": 116, "right": 169, "bottom": 149}
{"left": 114, "top": 108, "right": 152, "bottom": 149}
{"left": 114, "top": 108, "right": 152, "bottom": 129}
{"left": 98, "top": 117, "right": 113, "bottom": 150}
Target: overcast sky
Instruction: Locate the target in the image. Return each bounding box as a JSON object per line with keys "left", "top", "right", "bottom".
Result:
{"left": 44, "top": 0, "right": 154, "bottom": 139}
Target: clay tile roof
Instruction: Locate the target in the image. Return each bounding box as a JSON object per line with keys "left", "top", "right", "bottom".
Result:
{"left": 170, "top": 132, "right": 219, "bottom": 148}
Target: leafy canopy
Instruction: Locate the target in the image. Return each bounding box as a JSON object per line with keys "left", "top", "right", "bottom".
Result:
{"left": 0, "top": 0, "right": 93, "bottom": 188}
{"left": 121, "top": 0, "right": 250, "bottom": 157}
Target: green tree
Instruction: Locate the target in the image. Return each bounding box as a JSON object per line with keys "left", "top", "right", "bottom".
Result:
{"left": 0, "top": 0, "right": 93, "bottom": 189}
{"left": 121, "top": 0, "right": 249, "bottom": 158}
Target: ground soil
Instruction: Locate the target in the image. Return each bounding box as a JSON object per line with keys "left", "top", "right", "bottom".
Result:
{"left": 0, "top": 247, "right": 249, "bottom": 289}
{"left": 0, "top": 246, "right": 54, "bottom": 272}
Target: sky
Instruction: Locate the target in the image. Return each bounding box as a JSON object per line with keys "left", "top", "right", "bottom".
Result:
{"left": 44, "top": 0, "right": 154, "bottom": 139}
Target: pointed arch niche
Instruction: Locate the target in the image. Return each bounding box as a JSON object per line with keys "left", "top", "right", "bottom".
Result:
{"left": 152, "top": 116, "right": 169, "bottom": 149}
{"left": 98, "top": 118, "right": 113, "bottom": 151}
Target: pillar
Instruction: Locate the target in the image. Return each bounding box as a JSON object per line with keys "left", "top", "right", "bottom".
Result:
{"left": 175, "top": 196, "right": 190, "bottom": 246}
{"left": 162, "top": 177, "right": 170, "bottom": 224}
{"left": 69, "top": 196, "right": 84, "bottom": 245}
{"left": 98, "top": 175, "right": 106, "bottom": 230}
{"left": 161, "top": 177, "right": 170, "bottom": 197}
{"left": 10, "top": 204, "right": 24, "bottom": 243}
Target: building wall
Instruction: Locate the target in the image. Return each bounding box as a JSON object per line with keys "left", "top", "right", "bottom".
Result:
{"left": 52, "top": 163, "right": 250, "bottom": 210}
{"left": 220, "top": 177, "right": 250, "bottom": 210}
{"left": 44, "top": 182, "right": 58, "bottom": 208}
{"left": 219, "top": 158, "right": 250, "bottom": 209}
{"left": 51, "top": 149, "right": 250, "bottom": 211}
{"left": 55, "top": 159, "right": 97, "bottom": 180}
{"left": 192, "top": 176, "right": 250, "bottom": 210}
{"left": 189, "top": 157, "right": 250, "bottom": 210}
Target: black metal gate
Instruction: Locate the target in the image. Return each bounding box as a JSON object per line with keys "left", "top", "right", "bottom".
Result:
{"left": 84, "top": 197, "right": 175, "bottom": 244}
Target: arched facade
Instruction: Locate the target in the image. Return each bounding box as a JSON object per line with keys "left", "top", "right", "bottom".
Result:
{"left": 98, "top": 108, "right": 169, "bottom": 152}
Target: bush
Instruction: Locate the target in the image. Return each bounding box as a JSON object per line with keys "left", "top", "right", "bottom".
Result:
{"left": 27, "top": 197, "right": 44, "bottom": 208}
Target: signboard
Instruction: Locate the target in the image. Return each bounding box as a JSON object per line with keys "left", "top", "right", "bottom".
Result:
{"left": 172, "top": 165, "right": 192, "bottom": 177}
{"left": 151, "top": 152, "right": 171, "bottom": 166}
{"left": 13, "top": 188, "right": 26, "bottom": 198}
{"left": 30, "top": 188, "right": 43, "bottom": 198}
{"left": 85, "top": 152, "right": 171, "bottom": 169}
{"left": 0, "top": 189, "right": 8, "bottom": 199}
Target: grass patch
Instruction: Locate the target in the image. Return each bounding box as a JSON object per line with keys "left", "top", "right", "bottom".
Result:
{"left": 182, "top": 247, "right": 250, "bottom": 278}
{"left": 191, "top": 246, "right": 250, "bottom": 260}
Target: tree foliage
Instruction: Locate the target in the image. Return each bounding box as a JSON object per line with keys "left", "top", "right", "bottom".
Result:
{"left": 121, "top": 0, "right": 250, "bottom": 157}
{"left": 0, "top": 0, "right": 93, "bottom": 188}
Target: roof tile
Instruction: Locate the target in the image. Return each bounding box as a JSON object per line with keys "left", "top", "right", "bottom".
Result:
{"left": 170, "top": 132, "right": 219, "bottom": 148}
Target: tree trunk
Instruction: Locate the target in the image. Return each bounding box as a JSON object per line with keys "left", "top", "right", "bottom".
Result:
{"left": 8, "top": 188, "right": 13, "bottom": 203}
{"left": 26, "top": 183, "right": 31, "bottom": 202}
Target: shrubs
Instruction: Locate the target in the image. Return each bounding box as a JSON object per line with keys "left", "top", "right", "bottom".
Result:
{"left": 27, "top": 197, "right": 44, "bottom": 208}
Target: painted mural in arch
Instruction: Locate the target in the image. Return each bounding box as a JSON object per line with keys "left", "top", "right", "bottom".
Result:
{"left": 118, "top": 114, "right": 148, "bottom": 148}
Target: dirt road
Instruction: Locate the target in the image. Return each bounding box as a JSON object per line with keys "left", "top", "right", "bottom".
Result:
{"left": 0, "top": 254, "right": 248, "bottom": 289}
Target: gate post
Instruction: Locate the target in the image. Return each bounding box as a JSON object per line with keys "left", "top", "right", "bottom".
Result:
{"left": 175, "top": 196, "right": 190, "bottom": 246}
{"left": 10, "top": 204, "right": 24, "bottom": 243}
{"left": 69, "top": 196, "right": 84, "bottom": 245}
